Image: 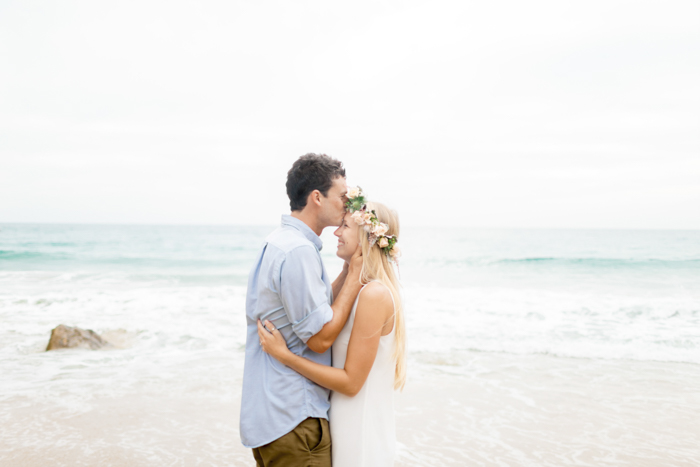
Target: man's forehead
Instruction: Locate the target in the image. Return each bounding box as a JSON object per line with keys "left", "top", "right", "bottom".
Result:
{"left": 333, "top": 176, "right": 348, "bottom": 192}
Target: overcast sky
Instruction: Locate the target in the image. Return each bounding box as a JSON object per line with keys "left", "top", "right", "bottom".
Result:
{"left": 1, "top": 0, "right": 698, "bottom": 228}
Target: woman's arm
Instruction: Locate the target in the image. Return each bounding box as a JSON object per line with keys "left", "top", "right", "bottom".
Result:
{"left": 258, "top": 282, "right": 394, "bottom": 397}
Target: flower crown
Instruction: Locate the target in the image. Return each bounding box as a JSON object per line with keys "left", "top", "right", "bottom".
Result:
{"left": 345, "top": 187, "right": 401, "bottom": 263}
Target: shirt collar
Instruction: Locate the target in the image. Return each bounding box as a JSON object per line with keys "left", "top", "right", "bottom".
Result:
{"left": 281, "top": 215, "right": 323, "bottom": 251}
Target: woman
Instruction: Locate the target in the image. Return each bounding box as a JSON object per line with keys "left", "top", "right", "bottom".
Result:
{"left": 257, "top": 192, "right": 406, "bottom": 467}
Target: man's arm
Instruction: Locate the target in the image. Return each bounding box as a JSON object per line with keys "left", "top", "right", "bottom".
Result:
{"left": 259, "top": 282, "right": 392, "bottom": 396}
{"left": 331, "top": 262, "right": 349, "bottom": 300}
{"left": 306, "top": 248, "right": 363, "bottom": 354}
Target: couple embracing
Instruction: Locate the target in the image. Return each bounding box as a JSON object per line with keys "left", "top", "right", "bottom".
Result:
{"left": 240, "top": 153, "right": 405, "bottom": 467}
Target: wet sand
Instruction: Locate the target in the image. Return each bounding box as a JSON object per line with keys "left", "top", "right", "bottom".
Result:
{"left": 396, "top": 352, "right": 700, "bottom": 466}
{"left": 1, "top": 351, "right": 698, "bottom": 466}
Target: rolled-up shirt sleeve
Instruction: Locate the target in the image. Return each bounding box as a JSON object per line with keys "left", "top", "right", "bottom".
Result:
{"left": 278, "top": 245, "right": 333, "bottom": 343}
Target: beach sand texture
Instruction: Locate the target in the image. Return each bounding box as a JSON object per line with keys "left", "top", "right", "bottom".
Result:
{"left": 1, "top": 352, "right": 699, "bottom": 466}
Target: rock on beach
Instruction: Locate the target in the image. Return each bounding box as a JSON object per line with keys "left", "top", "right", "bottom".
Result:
{"left": 46, "top": 324, "right": 110, "bottom": 351}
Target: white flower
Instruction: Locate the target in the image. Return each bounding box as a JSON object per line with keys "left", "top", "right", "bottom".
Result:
{"left": 378, "top": 237, "right": 389, "bottom": 248}
{"left": 347, "top": 187, "right": 361, "bottom": 199}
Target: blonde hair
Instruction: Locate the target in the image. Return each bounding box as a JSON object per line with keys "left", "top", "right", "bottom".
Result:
{"left": 357, "top": 201, "right": 406, "bottom": 391}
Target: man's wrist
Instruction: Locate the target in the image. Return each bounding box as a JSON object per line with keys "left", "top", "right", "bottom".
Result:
{"left": 346, "top": 273, "right": 362, "bottom": 291}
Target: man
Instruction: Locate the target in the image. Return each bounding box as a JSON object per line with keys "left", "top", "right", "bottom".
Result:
{"left": 240, "top": 153, "right": 363, "bottom": 466}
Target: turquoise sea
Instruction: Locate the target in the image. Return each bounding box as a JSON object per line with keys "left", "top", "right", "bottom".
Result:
{"left": 2, "top": 223, "right": 698, "bottom": 364}
{"left": 1, "top": 223, "right": 699, "bottom": 465}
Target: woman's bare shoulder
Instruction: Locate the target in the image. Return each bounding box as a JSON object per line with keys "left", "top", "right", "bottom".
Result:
{"left": 355, "top": 281, "right": 393, "bottom": 322}
{"left": 361, "top": 281, "right": 392, "bottom": 299}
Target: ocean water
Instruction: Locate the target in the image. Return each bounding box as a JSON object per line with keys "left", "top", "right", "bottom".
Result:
{"left": 400, "top": 228, "right": 700, "bottom": 365}
{"left": 1, "top": 223, "right": 699, "bottom": 465}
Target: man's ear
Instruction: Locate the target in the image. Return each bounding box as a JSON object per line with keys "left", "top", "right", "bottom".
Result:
{"left": 309, "top": 189, "right": 323, "bottom": 207}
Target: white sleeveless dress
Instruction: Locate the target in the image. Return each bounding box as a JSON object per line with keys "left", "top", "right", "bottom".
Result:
{"left": 329, "top": 283, "right": 396, "bottom": 467}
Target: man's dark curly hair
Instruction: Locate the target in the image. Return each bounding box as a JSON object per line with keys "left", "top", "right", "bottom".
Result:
{"left": 286, "top": 153, "right": 346, "bottom": 211}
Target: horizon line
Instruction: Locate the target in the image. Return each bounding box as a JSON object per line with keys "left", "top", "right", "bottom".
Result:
{"left": 1, "top": 221, "right": 699, "bottom": 232}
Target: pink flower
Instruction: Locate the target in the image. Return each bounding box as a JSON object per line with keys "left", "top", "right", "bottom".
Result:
{"left": 347, "top": 187, "right": 361, "bottom": 198}
{"left": 378, "top": 237, "right": 389, "bottom": 248}
{"left": 389, "top": 245, "right": 401, "bottom": 258}
{"left": 351, "top": 210, "right": 365, "bottom": 225}
{"left": 372, "top": 223, "right": 389, "bottom": 237}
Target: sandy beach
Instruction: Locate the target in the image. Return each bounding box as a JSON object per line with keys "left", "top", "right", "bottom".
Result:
{"left": 2, "top": 350, "right": 698, "bottom": 466}
{"left": 396, "top": 352, "right": 700, "bottom": 466}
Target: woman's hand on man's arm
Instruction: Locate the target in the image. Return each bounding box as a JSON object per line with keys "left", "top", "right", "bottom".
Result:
{"left": 257, "top": 281, "right": 393, "bottom": 397}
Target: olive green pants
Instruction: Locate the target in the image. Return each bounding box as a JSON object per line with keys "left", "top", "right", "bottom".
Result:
{"left": 252, "top": 417, "right": 331, "bottom": 467}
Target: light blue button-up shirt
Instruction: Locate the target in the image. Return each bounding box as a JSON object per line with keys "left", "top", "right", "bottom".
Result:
{"left": 240, "top": 215, "right": 334, "bottom": 448}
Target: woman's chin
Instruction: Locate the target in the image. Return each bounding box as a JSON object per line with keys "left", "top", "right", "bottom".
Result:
{"left": 336, "top": 249, "right": 350, "bottom": 262}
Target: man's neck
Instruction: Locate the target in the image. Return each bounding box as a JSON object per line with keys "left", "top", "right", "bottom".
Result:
{"left": 290, "top": 210, "right": 323, "bottom": 236}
